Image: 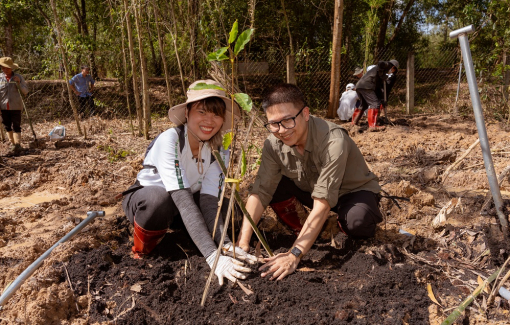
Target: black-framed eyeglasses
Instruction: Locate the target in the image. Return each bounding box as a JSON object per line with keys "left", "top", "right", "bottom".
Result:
{"left": 264, "top": 106, "right": 306, "bottom": 133}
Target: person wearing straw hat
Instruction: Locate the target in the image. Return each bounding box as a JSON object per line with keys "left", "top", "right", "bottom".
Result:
{"left": 121, "top": 79, "right": 257, "bottom": 285}
{"left": 0, "top": 57, "right": 29, "bottom": 154}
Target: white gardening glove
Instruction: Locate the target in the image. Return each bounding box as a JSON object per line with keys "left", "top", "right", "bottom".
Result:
{"left": 222, "top": 243, "right": 259, "bottom": 265}
{"left": 206, "top": 251, "right": 251, "bottom": 286}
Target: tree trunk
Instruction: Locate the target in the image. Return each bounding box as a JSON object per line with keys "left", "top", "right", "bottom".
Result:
{"left": 4, "top": 22, "right": 14, "bottom": 56}
{"left": 123, "top": 0, "right": 143, "bottom": 135}
{"left": 153, "top": 2, "right": 173, "bottom": 108}
{"left": 327, "top": 0, "right": 344, "bottom": 118}
{"left": 144, "top": 7, "right": 161, "bottom": 76}
{"left": 121, "top": 20, "right": 135, "bottom": 135}
{"left": 387, "top": 0, "right": 416, "bottom": 46}
{"left": 50, "top": 0, "right": 83, "bottom": 136}
{"left": 168, "top": 0, "right": 187, "bottom": 94}
{"left": 374, "top": 0, "right": 394, "bottom": 60}
{"left": 133, "top": 0, "right": 151, "bottom": 140}
{"left": 188, "top": 0, "right": 198, "bottom": 79}
{"left": 280, "top": 0, "right": 294, "bottom": 55}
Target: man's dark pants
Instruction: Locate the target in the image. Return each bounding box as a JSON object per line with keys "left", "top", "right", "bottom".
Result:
{"left": 78, "top": 96, "right": 95, "bottom": 116}
{"left": 356, "top": 88, "right": 380, "bottom": 113}
{"left": 270, "top": 176, "right": 383, "bottom": 238}
{"left": 1, "top": 110, "right": 22, "bottom": 132}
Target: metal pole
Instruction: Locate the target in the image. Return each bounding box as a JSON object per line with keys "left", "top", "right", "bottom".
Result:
{"left": 0, "top": 211, "right": 105, "bottom": 307}
{"left": 450, "top": 25, "right": 508, "bottom": 229}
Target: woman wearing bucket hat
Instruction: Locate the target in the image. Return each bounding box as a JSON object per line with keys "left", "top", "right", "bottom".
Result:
{"left": 121, "top": 79, "right": 257, "bottom": 285}
{"left": 0, "top": 57, "right": 29, "bottom": 154}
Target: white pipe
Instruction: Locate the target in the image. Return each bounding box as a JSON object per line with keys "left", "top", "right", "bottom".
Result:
{"left": 0, "top": 211, "right": 105, "bottom": 307}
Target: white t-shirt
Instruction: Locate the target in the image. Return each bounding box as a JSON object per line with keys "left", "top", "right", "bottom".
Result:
{"left": 337, "top": 89, "right": 359, "bottom": 121}
{"left": 137, "top": 125, "right": 228, "bottom": 198}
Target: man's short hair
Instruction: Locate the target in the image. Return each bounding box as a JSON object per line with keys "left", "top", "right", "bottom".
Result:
{"left": 81, "top": 65, "right": 89, "bottom": 70}
{"left": 261, "top": 83, "right": 307, "bottom": 112}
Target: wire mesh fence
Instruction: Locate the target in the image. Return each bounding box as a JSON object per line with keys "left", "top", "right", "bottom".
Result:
{"left": 7, "top": 45, "right": 483, "bottom": 132}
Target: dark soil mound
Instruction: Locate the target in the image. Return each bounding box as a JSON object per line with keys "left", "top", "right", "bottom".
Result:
{"left": 65, "top": 220, "right": 431, "bottom": 324}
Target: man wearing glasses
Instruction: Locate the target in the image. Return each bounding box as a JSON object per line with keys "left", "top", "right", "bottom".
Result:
{"left": 237, "top": 83, "right": 382, "bottom": 281}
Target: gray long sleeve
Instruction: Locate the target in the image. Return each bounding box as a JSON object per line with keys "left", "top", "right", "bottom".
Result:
{"left": 170, "top": 189, "right": 217, "bottom": 258}
{"left": 200, "top": 194, "right": 231, "bottom": 246}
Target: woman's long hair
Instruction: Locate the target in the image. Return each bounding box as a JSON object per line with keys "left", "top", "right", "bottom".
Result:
{"left": 186, "top": 97, "right": 227, "bottom": 149}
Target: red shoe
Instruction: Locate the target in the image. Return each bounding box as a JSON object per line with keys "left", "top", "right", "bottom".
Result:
{"left": 132, "top": 221, "right": 167, "bottom": 259}
{"left": 351, "top": 108, "right": 363, "bottom": 126}
{"left": 368, "top": 108, "right": 386, "bottom": 131}
{"left": 270, "top": 197, "right": 308, "bottom": 235}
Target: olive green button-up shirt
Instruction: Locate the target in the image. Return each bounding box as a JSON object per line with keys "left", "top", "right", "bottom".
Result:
{"left": 0, "top": 72, "right": 29, "bottom": 111}
{"left": 249, "top": 116, "right": 380, "bottom": 208}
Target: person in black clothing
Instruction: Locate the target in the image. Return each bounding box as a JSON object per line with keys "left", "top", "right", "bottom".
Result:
{"left": 352, "top": 60, "right": 398, "bottom": 130}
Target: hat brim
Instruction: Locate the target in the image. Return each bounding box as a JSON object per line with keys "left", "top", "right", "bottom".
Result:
{"left": 168, "top": 94, "right": 241, "bottom": 132}
{"left": 0, "top": 62, "right": 19, "bottom": 70}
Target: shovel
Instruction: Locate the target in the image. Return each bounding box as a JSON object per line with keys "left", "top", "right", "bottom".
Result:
{"left": 14, "top": 82, "right": 44, "bottom": 149}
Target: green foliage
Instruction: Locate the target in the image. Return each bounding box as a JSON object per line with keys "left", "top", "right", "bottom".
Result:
{"left": 234, "top": 28, "right": 254, "bottom": 56}
{"left": 97, "top": 144, "right": 133, "bottom": 163}
{"left": 241, "top": 147, "right": 247, "bottom": 177}
{"left": 233, "top": 93, "right": 252, "bottom": 112}
{"left": 228, "top": 20, "right": 238, "bottom": 44}
{"left": 207, "top": 47, "right": 229, "bottom": 62}
{"left": 222, "top": 132, "right": 233, "bottom": 150}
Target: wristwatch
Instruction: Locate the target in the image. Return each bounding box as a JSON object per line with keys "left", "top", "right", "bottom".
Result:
{"left": 290, "top": 246, "right": 304, "bottom": 259}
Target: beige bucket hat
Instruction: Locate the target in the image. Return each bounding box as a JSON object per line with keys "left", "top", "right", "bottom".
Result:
{"left": 168, "top": 79, "right": 240, "bottom": 132}
{"left": 0, "top": 57, "right": 19, "bottom": 70}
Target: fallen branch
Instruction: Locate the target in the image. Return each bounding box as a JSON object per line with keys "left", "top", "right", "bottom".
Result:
{"left": 442, "top": 138, "right": 480, "bottom": 183}
{"left": 441, "top": 267, "right": 501, "bottom": 325}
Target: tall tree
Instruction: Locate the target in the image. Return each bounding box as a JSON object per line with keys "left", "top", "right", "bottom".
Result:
{"left": 327, "top": 0, "right": 344, "bottom": 119}
{"left": 123, "top": 0, "right": 143, "bottom": 135}
{"left": 133, "top": 0, "right": 151, "bottom": 139}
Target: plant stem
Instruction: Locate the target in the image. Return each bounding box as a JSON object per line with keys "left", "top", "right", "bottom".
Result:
{"left": 200, "top": 187, "right": 236, "bottom": 307}
{"left": 212, "top": 150, "right": 273, "bottom": 257}
{"left": 441, "top": 267, "right": 502, "bottom": 325}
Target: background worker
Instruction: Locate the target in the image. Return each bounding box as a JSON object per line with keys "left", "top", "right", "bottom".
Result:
{"left": 237, "top": 83, "right": 382, "bottom": 281}
{"left": 69, "top": 65, "right": 96, "bottom": 117}
{"left": 0, "top": 57, "right": 29, "bottom": 154}
{"left": 121, "top": 79, "right": 256, "bottom": 285}
{"left": 337, "top": 83, "right": 359, "bottom": 122}
{"left": 353, "top": 60, "right": 398, "bottom": 130}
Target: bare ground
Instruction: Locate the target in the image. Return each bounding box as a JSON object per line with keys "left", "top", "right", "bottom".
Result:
{"left": 0, "top": 112, "right": 509, "bottom": 324}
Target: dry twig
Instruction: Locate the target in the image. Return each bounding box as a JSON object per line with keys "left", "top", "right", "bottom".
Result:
{"left": 442, "top": 138, "right": 480, "bottom": 182}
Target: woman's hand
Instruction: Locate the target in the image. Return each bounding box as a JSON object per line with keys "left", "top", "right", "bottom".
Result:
{"left": 259, "top": 252, "right": 300, "bottom": 281}
{"left": 206, "top": 251, "right": 251, "bottom": 286}
{"left": 223, "top": 243, "right": 258, "bottom": 265}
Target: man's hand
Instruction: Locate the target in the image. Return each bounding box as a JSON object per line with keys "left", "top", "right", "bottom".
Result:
{"left": 12, "top": 76, "right": 20, "bottom": 83}
{"left": 259, "top": 251, "right": 300, "bottom": 281}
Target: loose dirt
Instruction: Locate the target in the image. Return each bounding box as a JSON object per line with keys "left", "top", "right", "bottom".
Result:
{"left": 0, "top": 113, "right": 509, "bottom": 324}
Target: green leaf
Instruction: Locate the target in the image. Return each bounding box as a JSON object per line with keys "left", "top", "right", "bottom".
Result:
{"left": 190, "top": 83, "right": 225, "bottom": 91}
{"left": 229, "top": 20, "right": 238, "bottom": 45}
{"left": 207, "top": 47, "right": 229, "bottom": 62}
{"left": 234, "top": 93, "right": 252, "bottom": 112}
{"left": 241, "top": 147, "right": 247, "bottom": 177}
{"left": 234, "top": 29, "right": 254, "bottom": 56}
{"left": 222, "top": 132, "right": 233, "bottom": 150}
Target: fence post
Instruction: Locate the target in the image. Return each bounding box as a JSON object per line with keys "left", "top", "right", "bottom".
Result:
{"left": 286, "top": 54, "right": 296, "bottom": 85}
{"left": 406, "top": 51, "right": 414, "bottom": 114}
